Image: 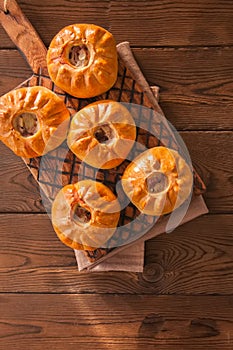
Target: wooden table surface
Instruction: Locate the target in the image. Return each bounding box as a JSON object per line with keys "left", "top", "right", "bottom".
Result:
{"left": 0, "top": 1, "right": 233, "bottom": 349}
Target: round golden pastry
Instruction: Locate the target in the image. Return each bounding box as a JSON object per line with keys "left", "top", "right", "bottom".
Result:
{"left": 51, "top": 180, "right": 120, "bottom": 250}
{"left": 47, "top": 24, "right": 118, "bottom": 98}
{"left": 0, "top": 86, "right": 70, "bottom": 158}
{"left": 67, "top": 100, "right": 136, "bottom": 169}
{"left": 122, "top": 146, "right": 193, "bottom": 216}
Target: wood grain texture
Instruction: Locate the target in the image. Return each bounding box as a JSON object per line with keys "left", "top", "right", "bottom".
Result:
{"left": 0, "top": 143, "right": 44, "bottom": 212}
{"left": 1, "top": 47, "right": 233, "bottom": 130}
{"left": 133, "top": 47, "right": 233, "bottom": 130}
{"left": 109, "top": 0, "right": 233, "bottom": 47}
{"left": 1, "top": 0, "right": 233, "bottom": 48}
{"left": 0, "top": 0, "right": 109, "bottom": 49}
{"left": 0, "top": 0, "right": 47, "bottom": 72}
{"left": 0, "top": 213, "right": 233, "bottom": 295}
{"left": 0, "top": 50, "right": 31, "bottom": 95}
{"left": 181, "top": 131, "right": 233, "bottom": 213}
{"left": 0, "top": 1, "right": 232, "bottom": 348}
{"left": 1, "top": 294, "right": 233, "bottom": 349}
{"left": 0, "top": 132, "right": 231, "bottom": 213}
{"left": 144, "top": 214, "right": 233, "bottom": 294}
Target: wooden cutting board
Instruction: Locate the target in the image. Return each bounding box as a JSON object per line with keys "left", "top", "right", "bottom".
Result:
{"left": 0, "top": 0, "right": 206, "bottom": 266}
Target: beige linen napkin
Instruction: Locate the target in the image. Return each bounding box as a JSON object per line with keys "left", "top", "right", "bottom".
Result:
{"left": 75, "top": 42, "right": 208, "bottom": 272}
{"left": 75, "top": 242, "right": 145, "bottom": 272}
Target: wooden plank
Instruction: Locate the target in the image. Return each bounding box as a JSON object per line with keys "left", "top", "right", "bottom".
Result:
{"left": 134, "top": 46, "right": 233, "bottom": 130}
{"left": 0, "top": 0, "right": 109, "bottom": 48}
{"left": 160, "top": 102, "right": 233, "bottom": 131}
{"left": 109, "top": 0, "right": 233, "bottom": 47}
{"left": 0, "top": 50, "right": 31, "bottom": 95}
{"left": 0, "top": 132, "right": 232, "bottom": 213}
{"left": 144, "top": 214, "right": 233, "bottom": 294}
{"left": 0, "top": 294, "right": 233, "bottom": 349}
{"left": 0, "top": 214, "right": 233, "bottom": 295}
{"left": 181, "top": 131, "right": 233, "bottom": 213}
{"left": 1, "top": 48, "right": 233, "bottom": 130}
{"left": 133, "top": 47, "right": 233, "bottom": 104}
{"left": 0, "top": 0, "right": 48, "bottom": 73}
{"left": 1, "top": 0, "right": 233, "bottom": 48}
{"left": 0, "top": 143, "right": 44, "bottom": 212}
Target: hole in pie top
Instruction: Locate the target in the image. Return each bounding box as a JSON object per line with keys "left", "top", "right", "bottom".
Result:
{"left": 146, "top": 172, "right": 168, "bottom": 194}
{"left": 72, "top": 204, "right": 91, "bottom": 225}
{"left": 94, "top": 124, "right": 114, "bottom": 144}
{"left": 69, "top": 45, "right": 90, "bottom": 68}
{"left": 13, "top": 112, "right": 39, "bottom": 138}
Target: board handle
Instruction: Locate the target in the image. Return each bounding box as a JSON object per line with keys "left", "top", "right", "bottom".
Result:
{"left": 0, "top": 0, "right": 48, "bottom": 73}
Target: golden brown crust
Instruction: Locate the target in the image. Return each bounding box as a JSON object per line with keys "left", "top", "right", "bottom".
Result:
{"left": 47, "top": 24, "right": 118, "bottom": 98}
{"left": 122, "top": 147, "right": 193, "bottom": 216}
{"left": 0, "top": 86, "right": 70, "bottom": 158}
{"left": 67, "top": 100, "right": 136, "bottom": 169}
{"left": 51, "top": 180, "right": 120, "bottom": 250}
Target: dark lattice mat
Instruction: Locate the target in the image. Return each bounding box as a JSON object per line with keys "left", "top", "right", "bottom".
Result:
{"left": 17, "top": 58, "right": 205, "bottom": 263}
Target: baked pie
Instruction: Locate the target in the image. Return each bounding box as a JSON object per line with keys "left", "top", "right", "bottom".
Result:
{"left": 122, "top": 146, "right": 193, "bottom": 216}
{"left": 0, "top": 86, "right": 70, "bottom": 158}
{"left": 52, "top": 180, "right": 120, "bottom": 250}
{"left": 47, "top": 24, "right": 118, "bottom": 98}
{"left": 67, "top": 100, "right": 136, "bottom": 169}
